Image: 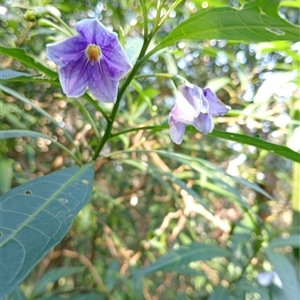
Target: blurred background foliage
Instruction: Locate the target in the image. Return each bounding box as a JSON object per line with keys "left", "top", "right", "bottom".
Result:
{"left": 0, "top": 0, "right": 299, "bottom": 299}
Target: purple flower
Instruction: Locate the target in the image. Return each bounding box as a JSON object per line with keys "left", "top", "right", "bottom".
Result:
{"left": 169, "top": 83, "right": 230, "bottom": 144}
{"left": 258, "top": 271, "right": 283, "bottom": 288}
{"left": 46, "top": 19, "right": 132, "bottom": 103}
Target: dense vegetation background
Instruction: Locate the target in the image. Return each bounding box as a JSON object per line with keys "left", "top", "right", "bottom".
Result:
{"left": 0, "top": 0, "right": 299, "bottom": 299}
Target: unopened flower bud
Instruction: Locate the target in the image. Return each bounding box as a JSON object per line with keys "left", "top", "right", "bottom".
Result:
{"left": 24, "top": 6, "right": 48, "bottom": 22}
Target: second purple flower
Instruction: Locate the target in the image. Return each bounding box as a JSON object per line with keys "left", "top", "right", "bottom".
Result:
{"left": 169, "top": 83, "right": 230, "bottom": 144}
{"left": 46, "top": 19, "right": 132, "bottom": 103}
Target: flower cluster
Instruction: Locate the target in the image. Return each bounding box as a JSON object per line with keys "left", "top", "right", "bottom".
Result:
{"left": 169, "top": 83, "right": 230, "bottom": 144}
{"left": 46, "top": 19, "right": 132, "bottom": 103}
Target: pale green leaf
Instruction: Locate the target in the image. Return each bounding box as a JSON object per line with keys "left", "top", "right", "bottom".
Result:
{"left": 0, "top": 69, "right": 39, "bottom": 81}
{"left": 0, "top": 164, "right": 95, "bottom": 299}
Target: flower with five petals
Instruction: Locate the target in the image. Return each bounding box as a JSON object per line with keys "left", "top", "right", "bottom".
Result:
{"left": 169, "top": 83, "right": 230, "bottom": 144}
{"left": 46, "top": 19, "right": 132, "bottom": 103}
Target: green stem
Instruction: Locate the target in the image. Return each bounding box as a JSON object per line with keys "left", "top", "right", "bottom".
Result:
{"left": 82, "top": 93, "right": 110, "bottom": 122}
{"left": 92, "top": 37, "right": 154, "bottom": 160}
{"left": 76, "top": 100, "right": 101, "bottom": 140}
{"left": 151, "top": 0, "right": 165, "bottom": 37}
{"left": 48, "top": 12, "right": 74, "bottom": 36}
{"left": 158, "top": 0, "right": 184, "bottom": 27}
{"left": 139, "top": 0, "right": 149, "bottom": 40}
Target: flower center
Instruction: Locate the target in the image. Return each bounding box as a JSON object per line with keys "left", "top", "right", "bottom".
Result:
{"left": 86, "top": 44, "right": 102, "bottom": 64}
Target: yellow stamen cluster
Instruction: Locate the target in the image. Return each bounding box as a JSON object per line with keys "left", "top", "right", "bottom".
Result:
{"left": 86, "top": 44, "right": 102, "bottom": 64}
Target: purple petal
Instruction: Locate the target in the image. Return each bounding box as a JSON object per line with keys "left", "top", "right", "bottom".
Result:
{"left": 204, "top": 88, "right": 230, "bottom": 116}
{"left": 76, "top": 19, "right": 113, "bottom": 45}
{"left": 171, "top": 85, "right": 202, "bottom": 124}
{"left": 169, "top": 115, "right": 186, "bottom": 144}
{"left": 59, "top": 56, "right": 90, "bottom": 98}
{"left": 180, "top": 83, "right": 204, "bottom": 113}
{"left": 88, "top": 60, "right": 118, "bottom": 103}
{"left": 257, "top": 272, "right": 274, "bottom": 287}
{"left": 102, "top": 41, "right": 132, "bottom": 80}
{"left": 180, "top": 84, "right": 209, "bottom": 114}
{"left": 272, "top": 272, "right": 283, "bottom": 288}
{"left": 46, "top": 36, "right": 87, "bottom": 67}
{"left": 193, "top": 113, "right": 214, "bottom": 135}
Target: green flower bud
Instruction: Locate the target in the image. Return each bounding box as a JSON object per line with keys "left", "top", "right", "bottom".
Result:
{"left": 24, "top": 6, "right": 48, "bottom": 22}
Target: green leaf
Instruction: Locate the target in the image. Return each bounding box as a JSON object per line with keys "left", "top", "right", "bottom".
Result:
{"left": 0, "top": 130, "right": 81, "bottom": 165}
{"left": 265, "top": 248, "right": 300, "bottom": 300}
{"left": 0, "top": 46, "right": 57, "bottom": 78}
{"left": 112, "top": 126, "right": 300, "bottom": 163}
{"left": 155, "top": 0, "right": 299, "bottom": 50}
{"left": 33, "top": 266, "right": 85, "bottom": 296}
{"left": 0, "top": 159, "right": 14, "bottom": 195}
{"left": 210, "top": 130, "right": 300, "bottom": 163}
{"left": 208, "top": 285, "right": 230, "bottom": 300}
{"left": 0, "top": 164, "right": 95, "bottom": 299}
{"left": 0, "top": 85, "right": 81, "bottom": 163}
{"left": 125, "top": 37, "right": 144, "bottom": 64}
{"left": 7, "top": 287, "right": 27, "bottom": 300}
{"left": 123, "top": 159, "right": 209, "bottom": 210}
{"left": 268, "top": 235, "right": 300, "bottom": 248}
{"left": 0, "top": 69, "right": 39, "bottom": 81}
{"left": 135, "top": 243, "right": 230, "bottom": 276}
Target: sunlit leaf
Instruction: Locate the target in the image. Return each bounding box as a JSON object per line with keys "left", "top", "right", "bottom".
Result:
{"left": 0, "top": 46, "right": 57, "bottom": 78}
{"left": 155, "top": 0, "right": 299, "bottom": 51}
{"left": 210, "top": 130, "right": 300, "bottom": 163}
{"left": 0, "top": 164, "right": 95, "bottom": 299}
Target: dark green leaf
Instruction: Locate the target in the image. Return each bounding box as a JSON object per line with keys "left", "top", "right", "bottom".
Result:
{"left": 0, "top": 164, "right": 95, "bottom": 299}
{"left": 208, "top": 285, "right": 230, "bottom": 300}
{"left": 33, "top": 266, "right": 85, "bottom": 296}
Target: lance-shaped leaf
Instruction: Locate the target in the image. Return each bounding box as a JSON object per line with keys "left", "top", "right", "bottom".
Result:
{"left": 155, "top": 0, "right": 299, "bottom": 51}
{"left": 0, "top": 164, "right": 95, "bottom": 299}
{"left": 135, "top": 243, "right": 230, "bottom": 276}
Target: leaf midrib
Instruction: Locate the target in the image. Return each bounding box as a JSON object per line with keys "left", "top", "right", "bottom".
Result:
{"left": 0, "top": 164, "right": 91, "bottom": 248}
